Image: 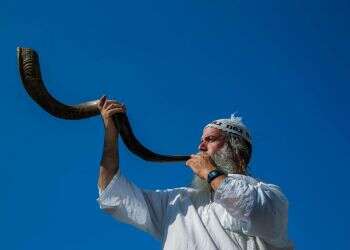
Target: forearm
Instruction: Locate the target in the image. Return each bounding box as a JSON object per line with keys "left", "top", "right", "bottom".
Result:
{"left": 98, "top": 130, "right": 119, "bottom": 191}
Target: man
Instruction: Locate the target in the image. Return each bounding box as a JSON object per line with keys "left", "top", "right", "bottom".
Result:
{"left": 96, "top": 96, "right": 293, "bottom": 250}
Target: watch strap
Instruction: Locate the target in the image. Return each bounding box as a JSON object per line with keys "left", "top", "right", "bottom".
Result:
{"left": 207, "top": 169, "right": 225, "bottom": 184}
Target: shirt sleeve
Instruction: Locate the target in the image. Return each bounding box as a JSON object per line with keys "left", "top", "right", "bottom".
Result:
{"left": 214, "top": 174, "right": 289, "bottom": 247}
{"left": 97, "top": 171, "right": 169, "bottom": 239}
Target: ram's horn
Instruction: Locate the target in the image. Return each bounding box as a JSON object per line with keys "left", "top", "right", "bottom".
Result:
{"left": 17, "top": 47, "right": 190, "bottom": 162}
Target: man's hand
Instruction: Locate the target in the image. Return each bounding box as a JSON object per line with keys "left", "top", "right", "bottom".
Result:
{"left": 185, "top": 153, "right": 216, "bottom": 180}
{"left": 97, "top": 95, "right": 126, "bottom": 137}
{"left": 97, "top": 95, "right": 126, "bottom": 191}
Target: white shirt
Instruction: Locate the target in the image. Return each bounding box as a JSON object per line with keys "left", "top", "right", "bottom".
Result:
{"left": 97, "top": 172, "right": 293, "bottom": 250}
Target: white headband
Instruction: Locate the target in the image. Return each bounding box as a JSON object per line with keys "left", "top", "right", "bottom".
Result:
{"left": 205, "top": 114, "right": 252, "bottom": 144}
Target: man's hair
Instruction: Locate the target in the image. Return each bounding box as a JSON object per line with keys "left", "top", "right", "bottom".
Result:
{"left": 221, "top": 131, "right": 252, "bottom": 175}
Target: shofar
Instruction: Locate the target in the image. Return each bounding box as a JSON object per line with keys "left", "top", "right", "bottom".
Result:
{"left": 17, "top": 47, "right": 190, "bottom": 162}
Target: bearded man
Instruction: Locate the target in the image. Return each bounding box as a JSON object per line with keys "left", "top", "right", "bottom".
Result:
{"left": 96, "top": 96, "right": 293, "bottom": 250}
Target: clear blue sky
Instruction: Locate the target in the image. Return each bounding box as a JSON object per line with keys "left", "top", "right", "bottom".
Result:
{"left": 1, "top": 0, "right": 349, "bottom": 249}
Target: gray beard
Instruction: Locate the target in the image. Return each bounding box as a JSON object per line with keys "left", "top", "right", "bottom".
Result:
{"left": 191, "top": 143, "right": 237, "bottom": 193}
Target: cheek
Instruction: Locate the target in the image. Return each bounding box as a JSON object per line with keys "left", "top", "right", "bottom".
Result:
{"left": 208, "top": 141, "right": 225, "bottom": 155}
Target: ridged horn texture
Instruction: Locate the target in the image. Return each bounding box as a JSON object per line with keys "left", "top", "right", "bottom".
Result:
{"left": 17, "top": 47, "right": 190, "bottom": 162}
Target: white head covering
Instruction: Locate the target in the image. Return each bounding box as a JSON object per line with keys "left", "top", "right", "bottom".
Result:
{"left": 205, "top": 114, "right": 252, "bottom": 144}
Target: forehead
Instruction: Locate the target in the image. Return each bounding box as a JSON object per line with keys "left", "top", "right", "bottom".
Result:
{"left": 201, "top": 127, "right": 223, "bottom": 138}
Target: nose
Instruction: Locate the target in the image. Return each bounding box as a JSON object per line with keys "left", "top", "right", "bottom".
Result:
{"left": 198, "top": 141, "right": 207, "bottom": 152}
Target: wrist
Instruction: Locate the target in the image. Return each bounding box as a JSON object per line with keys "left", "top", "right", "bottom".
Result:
{"left": 210, "top": 175, "right": 226, "bottom": 190}
{"left": 203, "top": 164, "right": 216, "bottom": 180}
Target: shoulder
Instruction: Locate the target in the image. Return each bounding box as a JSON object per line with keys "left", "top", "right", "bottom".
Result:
{"left": 225, "top": 174, "right": 289, "bottom": 203}
{"left": 227, "top": 174, "right": 284, "bottom": 190}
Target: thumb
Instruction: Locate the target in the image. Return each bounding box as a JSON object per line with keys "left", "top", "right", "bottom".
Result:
{"left": 98, "top": 95, "right": 107, "bottom": 110}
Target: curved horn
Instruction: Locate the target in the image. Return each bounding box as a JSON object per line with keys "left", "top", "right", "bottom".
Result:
{"left": 17, "top": 47, "right": 190, "bottom": 162}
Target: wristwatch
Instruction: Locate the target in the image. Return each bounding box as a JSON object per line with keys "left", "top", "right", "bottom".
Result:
{"left": 207, "top": 169, "right": 225, "bottom": 184}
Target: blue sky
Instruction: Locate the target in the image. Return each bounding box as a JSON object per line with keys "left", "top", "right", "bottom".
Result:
{"left": 1, "top": 0, "right": 349, "bottom": 249}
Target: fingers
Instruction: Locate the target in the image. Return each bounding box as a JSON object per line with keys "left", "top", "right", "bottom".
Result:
{"left": 186, "top": 154, "right": 199, "bottom": 166}
{"left": 105, "top": 109, "right": 120, "bottom": 118}
{"left": 187, "top": 154, "right": 200, "bottom": 165}
{"left": 105, "top": 103, "right": 125, "bottom": 112}
{"left": 185, "top": 159, "right": 193, "bottom": 167}
{"left": 186, "top": 153, "right": 211, "bottom": 168}
{"left": 103, "top": 106, "right": 125, "bottom": 119}
{"left": 190, "top": 153, "right": 208, "bottom": 159}
{"left": 98, "top": 95, "right": 126, "bottom": 113}
{"left": 107, "top": 107, "right": 125, "bottom": 116}
{"left": 103, "top": 100, "right": 114, "bottom": 110}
